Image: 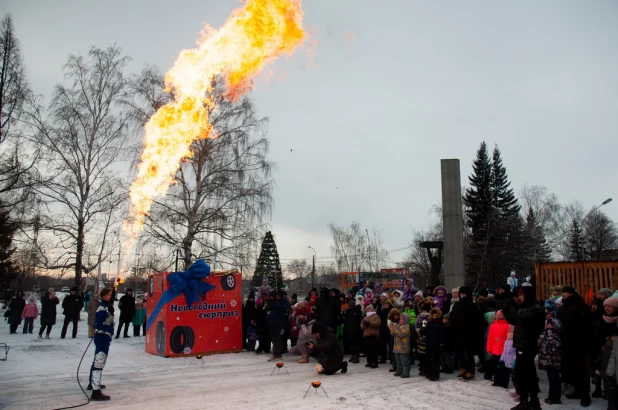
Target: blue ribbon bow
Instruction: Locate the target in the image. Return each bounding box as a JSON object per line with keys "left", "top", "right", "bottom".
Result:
{"left": 146, "top": 259, "right": 216, "bottom": 333}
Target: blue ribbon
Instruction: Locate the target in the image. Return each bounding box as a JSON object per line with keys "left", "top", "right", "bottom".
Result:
{"left": 146, "top": 259, "right": 216, "bottom": 333}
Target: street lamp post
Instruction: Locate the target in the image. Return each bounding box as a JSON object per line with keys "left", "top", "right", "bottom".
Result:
{"left": 308, "top": 246, "right": 316, "bottom": 289}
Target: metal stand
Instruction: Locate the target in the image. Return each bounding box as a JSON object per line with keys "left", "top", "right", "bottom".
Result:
{"left": 189, "top": 356, "right": 206, "bottom": 367}
{"left": 0, "top": 343, "right": 9, "bottom": 361}
{"left": 270, "top": 363, "right": 289, "bottom": 375}
{"left": 303, "top": 383, "right": 328, "bottom": 398}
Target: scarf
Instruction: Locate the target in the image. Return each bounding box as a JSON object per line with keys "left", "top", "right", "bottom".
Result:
{"left": 366, "top": 311, "right": 377, "bottom": 317}
{"left": 603, "top": 314, "right": 618, "bottom": 324}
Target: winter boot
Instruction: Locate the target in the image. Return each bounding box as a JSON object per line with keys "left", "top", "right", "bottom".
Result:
{"left": 87, "top": 383, "right": 106, "bottom": 390}
{"left": 456, "top": 368, "right": 466, "bottom": 378}
{"left": 37, "top": 335, "right": 43, "bottom": 340}
{"left": 350, "top": 355, "right": 359, "bottom": 364}
{"left": 91, "top": 390, "right": 110, "bottom": 401}
{"left": 45, "top": 334, "right": 51, "bottom": 339}
{"left": 510, "top": 398, "right": 528, "bottom": 410}
{"left": 580, "top": 394, "right": 591, "bottom": 407}
{"left": 462, "top": 372, "right": 475, "bottom": 381}
{"left": 297, "top": 355, "right": 309, "bottom": 364}
{"left": 528, "top": 398, "right": 541, "bottom": 410}
{"left": 592, "top": 383, "right": 603, "bottom": 398}
{"left": 340, "top": 361, "right": 348, "bottom": 374}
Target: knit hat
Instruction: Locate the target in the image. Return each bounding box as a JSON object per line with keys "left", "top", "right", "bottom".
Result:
{"left": 381, "top": 293, "right": 389, "bottom": 299}
{"left": 365, "top": 304, "right": 375, "bottom": 311}
{"left": 415, "top": 291, "right": 424, "bottom": 298}
{"left": 459, "top": 286, "right": 473, "bottom": 298}
{"left": 603, "top": 297, "right": 618, "bottom": 310}
{"left": 478, "top": 289, "right": 489, "bottom": 298}
{"left": 562, "top": 286, "right": 577, "bottom": 295}
{"left": 555, "top": 297, "right": 563, "bottom": 305}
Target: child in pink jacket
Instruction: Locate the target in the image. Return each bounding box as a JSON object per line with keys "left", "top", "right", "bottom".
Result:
{"left": 21, "top": 295, "right": 39, "bottom": 334}
{"left": 486, "top": 310, "right": 509, "bottom": 386}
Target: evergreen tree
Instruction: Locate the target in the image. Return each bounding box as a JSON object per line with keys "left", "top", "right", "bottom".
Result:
{"left": 463, "top": 142, "right": 523, "bottom": 285}
{"left": 463, "top": 141, "right": 493, "bottom": 240}
{"left": 525, "top": 207, "right": 551, "bottom": 263}
{"left": 0, "top": 202, "right": 18, "bottom": 290}
{"left": 491, "top": 146, "right": 521, "bottom": 218}
{"left": 568, "top": 219, "right": 585, "bottom": 261}
{"left": 250, "top": 231, "right": 283, "bottom": 290}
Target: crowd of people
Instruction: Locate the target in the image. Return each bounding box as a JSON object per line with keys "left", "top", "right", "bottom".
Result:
{"left": 3, "top": 287, "right": 146, "bottom": 340}
{"left": 242, "top": 279, "right": 618, "bottom": 410}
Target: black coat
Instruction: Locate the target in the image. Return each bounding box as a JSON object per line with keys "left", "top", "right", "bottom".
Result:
{"left": 7, "top": 296, "right": 25, "bottom": 325}
{"left": 242, "top": 300, "right": 257, "bottom": 327}
{"left": 311, "top": 328, "right": 344, "bottom": 372}
{"left": 557, "top": 294, "right": 592, "bottom": 357}
{"left": 503, "top": 301, "right": 544, "bottom": 353}
{"left": 118, "top": 293, "right": 136, "bottom": 322}
{"left": 449, "top": 297, "right": 484, "bottom": 352}
{"left": 379, "top": 306, "right": 392, "bottom": 341}
{"left": 441, "top": 322, "right": 454, "bottom": 352}
{"left": 40, "top": 293, "right": 60, "bottom": 325}
{"left": 315, "top": 293, "right": 336, "bottom": 330}
{"left": 343, "top": 305, "right": 363, "bottom": 337}
{"left": 425, "top": 318, "right": 445, "bottom": 352}
{"left": 62, "top": 293, "right": 83, "bottom": 317}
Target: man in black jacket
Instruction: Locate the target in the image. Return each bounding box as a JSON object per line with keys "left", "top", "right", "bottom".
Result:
{"left": 557, "top": 285, "right": 592, "bottom": 407}
{"left": 344, "top": 300, "right": 363, "bottom": 363}
{"left": 115, "top": 288, "right": 135, "bottom": 339}
{"left": 61, "top": 286, "right": 83, "bottom": 339}
{"left": 502, "top": 286, "right": 545, "bottom": 410}
{"left": 308, "top": 323, "right": 347, "bottom": 375}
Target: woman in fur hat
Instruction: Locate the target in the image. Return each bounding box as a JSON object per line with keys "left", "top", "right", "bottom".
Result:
{"left": 360, "top": 304, "right": 381, "bottom": 368}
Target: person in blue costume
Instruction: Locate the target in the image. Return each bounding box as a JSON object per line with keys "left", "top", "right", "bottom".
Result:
{"left": 88, "top": 288, "right": 115, "bottom": 401}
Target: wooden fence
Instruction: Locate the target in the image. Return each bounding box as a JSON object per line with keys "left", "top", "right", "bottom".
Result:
{"left": 535, "top": 261, "right": 618, "bottom": 302}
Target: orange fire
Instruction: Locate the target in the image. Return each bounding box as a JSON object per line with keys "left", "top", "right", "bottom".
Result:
{"left": 123, "top": 0, "right": 305, "bottom": 242}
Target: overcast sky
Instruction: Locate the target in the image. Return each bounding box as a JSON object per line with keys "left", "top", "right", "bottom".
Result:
{"left": 3, "top": 0, "right": 617, "bottom": 267}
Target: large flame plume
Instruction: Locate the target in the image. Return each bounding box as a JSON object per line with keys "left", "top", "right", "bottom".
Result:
{"left": 123, "top": 0, "right": 305, "bottom": 244}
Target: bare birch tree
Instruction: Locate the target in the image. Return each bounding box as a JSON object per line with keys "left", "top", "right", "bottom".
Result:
{"left": 22, "top": 45, "right": 130, "bottom": 286}
{"left": 126, "top": 69, "right": 273, "bottom": 270}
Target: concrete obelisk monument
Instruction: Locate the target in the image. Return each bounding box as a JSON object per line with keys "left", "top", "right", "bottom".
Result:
{"left": 441, "top": 159, "right": 465, "bottom": 290}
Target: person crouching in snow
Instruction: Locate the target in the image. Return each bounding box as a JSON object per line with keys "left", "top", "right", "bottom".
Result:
{"left": 389, "top": 311, "right": 412, "bottom": 378}
{"left": 89, "top": 288, "right": 114, "bottom": 401}
{"left": 487, "top": 310, "right": 510, "bottom": 386}
{"left": 360, "top": 304, "right": 381, "bottom": 368}
{"left": 307, "top": 323, "right": 347, "bottom": 375}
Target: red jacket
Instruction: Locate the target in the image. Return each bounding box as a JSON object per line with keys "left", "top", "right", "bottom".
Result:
{"left": 487, "top": 318, "right": 510, "bottom": 356}
{"left": 22, "top": 303, "right": 39, "bottom": 320}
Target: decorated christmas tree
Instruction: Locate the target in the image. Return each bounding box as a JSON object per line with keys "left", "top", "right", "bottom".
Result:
{"left": 251, "top": 231, "right": 283, "bottom": 290}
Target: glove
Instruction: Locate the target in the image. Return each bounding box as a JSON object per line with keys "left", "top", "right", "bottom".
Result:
{"left": 362, "top": 320, "right": 370, "bottom": 327}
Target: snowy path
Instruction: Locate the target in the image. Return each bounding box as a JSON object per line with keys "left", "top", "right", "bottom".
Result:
{"left": 0, "top": 308, "right": 606, "bottom": 409}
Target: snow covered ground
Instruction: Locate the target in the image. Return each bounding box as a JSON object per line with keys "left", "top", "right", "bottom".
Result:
{"left": 0, "top": 303, "right": 607, "bottom": 410}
